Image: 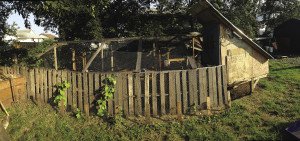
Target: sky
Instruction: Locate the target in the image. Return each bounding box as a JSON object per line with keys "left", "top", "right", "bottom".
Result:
{"left": 6, "top": 12, "right": 58, "bottom": 36}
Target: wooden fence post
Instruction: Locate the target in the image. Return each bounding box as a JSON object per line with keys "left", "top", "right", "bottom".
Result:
{"left": 206, "top": 97, "right": 211, "bottom": 115}
{"left": 144, "top": 73, "right": 150, "bottom": 121}
{"left": 54, "top": 46, "right": 58, "bottom": 70}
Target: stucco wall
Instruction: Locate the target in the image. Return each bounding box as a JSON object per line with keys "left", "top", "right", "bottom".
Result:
{"left": 220, "top": 25, "right": 269, "bottom": 85}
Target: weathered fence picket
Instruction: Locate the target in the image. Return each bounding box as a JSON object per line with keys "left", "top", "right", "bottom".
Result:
{"left": 0, "top": 65, "right": 229, "bottom": 117}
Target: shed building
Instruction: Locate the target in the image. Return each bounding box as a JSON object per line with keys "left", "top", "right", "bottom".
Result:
{"left": 190, "top": 0, "right": 273, "bottom": 89}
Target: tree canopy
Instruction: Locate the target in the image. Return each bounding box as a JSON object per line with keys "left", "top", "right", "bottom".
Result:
{"left": 1, "top": 0, "right": 299, "bottom": 40}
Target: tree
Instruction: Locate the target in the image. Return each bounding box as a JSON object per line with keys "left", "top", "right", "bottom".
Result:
{"left": 0, "top": 1, "right": 11, "bottom": 41}
{"left": 11, "top": 0, "right": 109, "bottom": 40}
{"left": 261, "top": 0, "right": 300, "bottom": 30}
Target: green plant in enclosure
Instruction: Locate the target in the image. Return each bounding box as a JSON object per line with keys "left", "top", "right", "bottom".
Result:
{"left": 97, "top": 76, "right": 116, "bottom": 117}
{"left": 54, "top": 81, "right": 70, "bottom": 107}
{"left": 75, "top": 108, "right": 82, "bottom": 119}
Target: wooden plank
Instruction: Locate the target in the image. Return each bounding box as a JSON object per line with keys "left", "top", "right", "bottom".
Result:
{"left": 188, "top": 70, "right": 198, "bottom": 108}
{"left": 52, "top": 70, "right": 57, "bottom": 100}
{"left": 83, "top": 73, "right": 89, "bottom": 116}
{"left": 62, "top": 70, "right": 68, "bottom": 104}
{"left": 217, "top": 66, "right": 223, "bottom": 107}
{"left": 39, "top": 68, "right": 44, "bottom": 102}
{"left": 54, "top": 46, "right": 58, "bottom": 70}
{"left": 114, "top": 74, "right": 120, "bottom": 115}
{"left": 181, "top": 71, "right": 188, "bottom": 114}
{"left": 77, "top": 73, "right": 83, "bottom": 112}
{"left": 175, "top": 72, "right": 182, "bottom": 115}
{"left": 122, "top": 73, "right": 128, "bottom": 116}
{"left": 72, "top": 48, "right": 76, "bottom": 71}
{"left": 115, "top": 74, "right": 122, "bottom": 115}
{"left": 134, "top": 73, "right": 142, "bottom": 116}
{"left": 207, "top": 97, "right": 211, "bottom": 115}
{"left": 198, "top": 68, "right": 207, "bottom": 109}
{"left": 88, "top": 73, "right": 94, "bottom": 113}
{"left": 192, "top": 70, "right": 198, "bottom": 108}
{"left": 67, "top": 71, "right": 72, "bottom": 109}
{"left": 212, "top": 68, "right": 217, "bottom": 108}
{"left": 29, "top": 69, "right": 35, "bottom": 100}
{"left": 151, "top": 73, "right": 157, "bottom": 116}
{"left": 47, "top": 69, "right": 53, "bottom": 103}
{"left": 39, "top": 68, "right": 44, "bottom": 103}
{"left": 159, "top": 73, "right": 166, "bottom": 115}
{"left": 168, "top": 72, "right": 176, "bottom": 114}
{"left": 42, "top": 69, "right": 46, "bottom": 103}
{"left": 34, "top": 68, "right": 40, "bottom": 102}
{"left": 222, "top": 66, "right": 229, "bottom": 106}
{"left": 104, "top": 74, "right": 113, "bottom": 116}
{"left": 94, "top": 73, "right": 100, "bottom": 92}
{"left": 128, "top": 73, "right": 134, "bottom": 116}
{"left": 72, "top": 72, "right": 77, "bottom": 108}
{"left": 135, "top": 39, "right": 142, "bottom": 72}
{"left": 58, "top": 70, "right": 63, "bottom": 83}
{"left": 44, "top": 69, "right": 48, "bottom": 103}
{"left": 24, "top": 68, "right": 30, "bottom": 99}
{"left": 93, "top": 73, "right": 100, "bottom": 113}
{"left": 144, "top": 73, "right": 150, "bottom": 117}
{"left": 207, "top": 68, "right": 213, "bottom": 105}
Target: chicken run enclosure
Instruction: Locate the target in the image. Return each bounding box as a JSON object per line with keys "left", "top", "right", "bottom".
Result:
{"left": 0, "top": 35, "right": 231, "bottom": 117}
{"left": 0, "top": 0, "right": 273, "bottom": 117}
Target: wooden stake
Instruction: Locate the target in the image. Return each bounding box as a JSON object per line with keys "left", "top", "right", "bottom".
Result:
{"left": 206, "top": 97, "right": 211, "bottom": 115}
{"left": 111, "top": 49, "right": 114, "bottom": 71}
{"left": 227, "top": 91, "right": 231, "bottom": 108}
{"left": 72, "top": 48, "right": 76, "bottom": 71}
{"left": 54, "top": 46, "right": 58, "bottom": 70}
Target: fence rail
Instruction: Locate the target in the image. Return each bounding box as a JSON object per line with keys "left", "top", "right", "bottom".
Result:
{"left": 0, "top": 65, "right": 229, "bottom": 117}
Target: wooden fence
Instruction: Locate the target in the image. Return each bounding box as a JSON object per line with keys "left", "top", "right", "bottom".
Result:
{"left": 0, "top": 65, "right": 230, "bottom": 117}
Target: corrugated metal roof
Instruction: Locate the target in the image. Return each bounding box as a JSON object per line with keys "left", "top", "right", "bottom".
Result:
{"left": 190, "top": 0, "right": 274, "bottom": 59}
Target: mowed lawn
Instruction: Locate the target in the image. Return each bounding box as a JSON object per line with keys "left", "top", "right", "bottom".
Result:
{"left": 2, "top": 57, "right": 300, "bottom": 141}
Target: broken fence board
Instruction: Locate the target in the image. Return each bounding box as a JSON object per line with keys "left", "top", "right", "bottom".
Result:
{"left": 198, "top": 68, "right": 207, "bottom": 109}
{"left": 88, "top": 73, "right": 94, "bottom": 113}
{"left": 160, "top": 73, "right": 166, "bottom": 115}
{"left": 128, "top": 74, "right": 134, "bottom": 116}
{"left": 144, "top": 73, "right": 150, "bottom": 117}
{"left": 217, "top": 66, "right": 223, "bottom": 107}
{"left": 175, "top": 72, "right": 182, "bottom": 115}
{"left": 212, "top": 68, "right": 218, "bottom": 108}
{"left": 134, "top": 73, "right": 142, "bottom": 116}
{"left": 151, "top": 73, "right": 157, "bottom": 116}
{"left": 181, "top": 71, "right": 188, "bottom": 114}
{"left": 106, "top": 74, "right": 114, "bottom": 116}
{"left": 83, "top": 73, "right": 89, "bottom": 116}
{"left": 72, "top": 72, "right": 77, "bottom": 108}
{"left": 222, "top": 66, "right": 229, "bottom": 106}
{"left": 168, "top": 72, "right": 176, "bottom": 114}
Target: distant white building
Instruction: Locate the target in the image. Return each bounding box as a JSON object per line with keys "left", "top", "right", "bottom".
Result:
{"left": 16, "top": 29, "right": 48, "bottom": 42}
{"left": 3, "top": 29, "right": 49, "bottom": 44}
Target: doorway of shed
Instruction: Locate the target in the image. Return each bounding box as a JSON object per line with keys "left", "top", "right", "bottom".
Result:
{"left": 201, "top": 23, "right": 221, "bottom": 66}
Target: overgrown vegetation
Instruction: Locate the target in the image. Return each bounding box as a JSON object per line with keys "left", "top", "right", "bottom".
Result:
{"left": 96, "top": 76, "right": 116, "bottom": 117}
{"left": 1, "top": 57, "right": 299, "bottom": 140}
{"left": 53, "top": 81, "right": 70, "bottom": 107}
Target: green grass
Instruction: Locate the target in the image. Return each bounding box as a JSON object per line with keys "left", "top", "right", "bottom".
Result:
{"left": 2, "top": 57, "right": 300, "bottom": 141}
